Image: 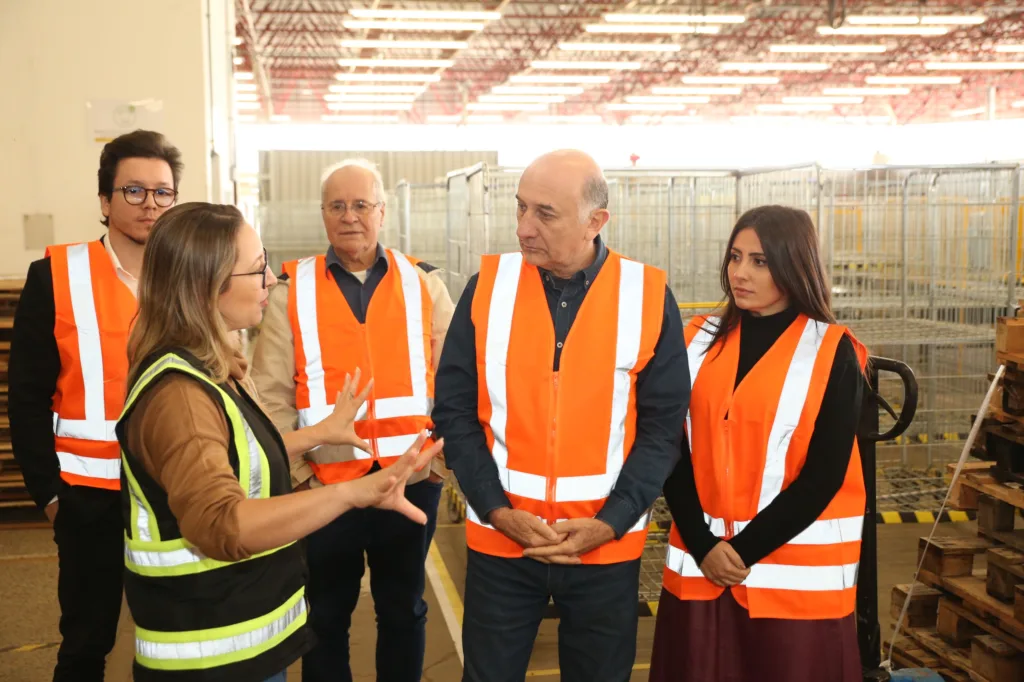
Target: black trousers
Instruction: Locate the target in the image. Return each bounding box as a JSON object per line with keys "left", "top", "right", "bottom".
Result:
{"left": 52, "top": 484, "right": 124, "bottom": 682}
{"left": 462, "top": 550, "right": 641, "bottom": 682}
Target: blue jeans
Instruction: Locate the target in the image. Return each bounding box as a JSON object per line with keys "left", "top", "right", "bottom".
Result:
{"left": 462, "top": 550, "right": 641, "bottom": 682}
{"left": 302, "top": 478, "right": 442, "bottom": 682}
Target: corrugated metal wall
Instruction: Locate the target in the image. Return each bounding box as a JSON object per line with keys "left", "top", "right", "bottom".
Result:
{"left": 259, "top": 150, "right": 498, "bottom": 201}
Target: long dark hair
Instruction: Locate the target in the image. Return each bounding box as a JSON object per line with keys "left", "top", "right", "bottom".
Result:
{"left": 705, "top": 205, "right": 835, "bottom": 352}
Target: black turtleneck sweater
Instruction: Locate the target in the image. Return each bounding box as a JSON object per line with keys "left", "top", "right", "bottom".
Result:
{"left": 663, "top": 306, "right": 865, "bottom": 570}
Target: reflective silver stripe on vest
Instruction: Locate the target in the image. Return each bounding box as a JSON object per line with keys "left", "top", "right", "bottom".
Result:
{"left": 293, "top": 252, "right": 431, "bottom": 433}
{"left": 665, "top": 544, "right": 859, "bottom": 591}
{"left": 56, "top": 452, "right": 121, "bottom": 481}
{"left": 683, "top": 316, "right": 717, "bottom": 452}
{"left": 135, "top": 589, "right": 306, "bottom": 665}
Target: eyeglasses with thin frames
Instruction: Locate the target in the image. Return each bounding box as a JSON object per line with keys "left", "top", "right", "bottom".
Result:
{"left": 230, "top": 248, "right": 270, "bottom": 289}
{"left": 322, "top": 200, "right": 381, "bottom": 217}
{"left": 115, "top": 185, "right": 178, "bottom": 208}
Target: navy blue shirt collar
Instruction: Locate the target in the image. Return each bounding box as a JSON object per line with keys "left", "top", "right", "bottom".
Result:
{"left": 539, "top": 234, "right": 608, "bottom": 288}
{"left": 325, "top": 242, "right": 387, "bottom": 274}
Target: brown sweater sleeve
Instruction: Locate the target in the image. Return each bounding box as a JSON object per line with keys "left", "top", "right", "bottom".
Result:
{"left": 126, "top": 374, "right": 251, "bottom": 562}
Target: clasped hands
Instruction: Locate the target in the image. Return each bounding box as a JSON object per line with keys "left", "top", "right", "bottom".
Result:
{"left": 699, "top": 541, "right": 750, "bottom": 587}
{"left": 487, "top": 508, "right": 616, "bottom": 564}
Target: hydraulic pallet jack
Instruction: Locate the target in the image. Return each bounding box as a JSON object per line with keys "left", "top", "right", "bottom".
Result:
{"left": 858, "top": 357, "right": 945, "bottom": 682}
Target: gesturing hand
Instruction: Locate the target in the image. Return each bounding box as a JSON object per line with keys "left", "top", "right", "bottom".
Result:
{"left": 341, "top": 431, "right": 444, "bottom": 524}
{"left": 521, "top": 518, "right": 616, "bottom": 565}
{"left": 317, "top": 369, "right": 374, "bottom": 452}
{"left": 699, "top": 541, "right": 750, "bottom": 587}
{"left": 488, "top": 508, "right": 566, "bottom": 551}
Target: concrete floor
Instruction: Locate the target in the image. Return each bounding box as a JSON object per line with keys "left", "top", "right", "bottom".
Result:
{"left": 0, "top": 516, "right": 979, "bottom": 682}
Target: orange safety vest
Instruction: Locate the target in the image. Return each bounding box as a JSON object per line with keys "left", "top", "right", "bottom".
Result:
{"left": 662, "top": 313, "right": 868, "bottom": 620}
{"left": 467, "top": 250, "right": 666, "bottom": 565}
{"left": 48, "top": 240, "right": 136, "bottom": 490}
{"left": 283, "top": 249, "right": 434, "bottom": 484}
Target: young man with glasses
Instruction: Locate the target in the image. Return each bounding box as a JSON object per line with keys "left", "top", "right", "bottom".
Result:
{"left": 250, "top": 158, "right": 455, "bottom": 682}
{"left": 10, "top": 129, "right": 182, "bottom": 682}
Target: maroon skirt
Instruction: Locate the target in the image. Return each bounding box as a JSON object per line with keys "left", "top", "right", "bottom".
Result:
{"left": 649, "top": 587, "right": 861, "bottom": 682}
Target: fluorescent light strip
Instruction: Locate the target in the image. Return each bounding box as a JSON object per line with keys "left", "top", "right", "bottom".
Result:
{"left": 466, "top": 103, "right": 549, "bottom": 111}
{"left": 602, "top": 13, "right": 745, "bottom": 24}
{"left": 770, "top": 44, "right": 886, "bottom": 53}
{"left": 530, "top": 115, "right": 604, "bottom": 123}
{"left": 326, "top": 103, "right": 414, "bottom": 111}
{"left": 337, "top": 58, "right": 453, "bottom": 68}
{"left": 865, "top": 75, "right": 961, "bottom": 84}
{"left": 427, "top": 115, "right": 506, "bottom": 123}
{"left": 731, "top": 115, "right": 809, "bottom": 123}
{"left": 348, "top": 9, "right": 501, "bottom": 20}
{"left": 324, "top": 94, "right": 419, "bottom": 102}
{"left": 234, "top": 72, "right": 254, "bottom": 80}
{"left": 237, "top": 114, "right": 257, "bottom": 122}
{"left": 329, "top": 85, "right": 425, "bottom": 93}
{"left": 559, "top": 41, "right": 681, "bottom": 52}
{"left": 817, "top": 26, "right": 947, "bottom": 36}
{"left": 995, "top": 46, "right": 1024, "bottom": 53}
{"left": 845, "top": 14, "right": 985, "bottom": 26}
{"left": 232, "top": 37, "right": 244, "bottom": 46}
{"left": 823, "top": 87, "right": 911, "bottom": 95}
{"left": 584, "top": 24, "right": 719, "bottom": 34}
{"left": 828, "top": 116, "right": 894, "bottom": 123}
{"left": 343, "top": 20, "right": 486, "bottom": 31}
{"left": 627, "top": 115, "right": 704, "bottom": 123}
{"left": 478, "top": 95, "right": 566, "bottom": 103}
{"left": 530, "top": 60, "right": 642, "bottom": 70}
{"left": 925, "top": 62, "right": 1024, "bottom": 71}
{"left": 720, "top": 62, "right": 830, "bottom": 72}
{"left": 269, "top": 115, "right": 290, "bottom": 122}
{"left": 235, "top": 102, "right": 261, "bottom": 110}
{"left": 233, "top": 57, "right": 244, "bottom": 65}
{"left": 652, "top": 86, "right": 742, "bottom": 95}
{"left": 1012, "top": 100, "right": 1024, "bottom": 109}
{"left": 606, "top": 103, "right": 690, "bottom": 111}
{"left": 683, "top": 76, "right": 779, "bottom": 85}
{"left": 625, "top": 95, "right": 712, "bottom": 104}
{"left": 951, "top": 107, "right": 987, "bottom": 117}
{"left": 234, "top": 93, "right": 260, "bottom": 101}
{"left": 322, "top": 115, "right": 400, "bottom": 122}
{"left": 234, "top": 83, "right": 258, "bottom": 91}
{"left": 783, "top": 96, "right": 864, "bottom": 104}
{"left": 335, "top": 73, "right": 442, "bottom": 82}
{"left": 509, "top": 75, "right": 611, "bottom": 84}
{"left": 341, "top": 39, "right": 468, "bottom": 50}
{"left": 756, "top": 103, "right": 835, "bottom": 112}
{"left": 492, "top": 86, "right": 585, "bottom": 95}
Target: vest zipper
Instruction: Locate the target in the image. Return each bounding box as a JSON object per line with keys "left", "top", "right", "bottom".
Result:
{"left": 546, "top": 372, "right": 560, "bottom": 523}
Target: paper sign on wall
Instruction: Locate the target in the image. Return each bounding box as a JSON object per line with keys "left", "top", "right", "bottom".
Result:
{"left": 86, "top": 99, "right": 166, "bottom": 144}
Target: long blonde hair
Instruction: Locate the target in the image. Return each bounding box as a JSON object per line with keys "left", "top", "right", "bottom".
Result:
{"left": 128, "top": 202, "right": 244, "bottom": 387}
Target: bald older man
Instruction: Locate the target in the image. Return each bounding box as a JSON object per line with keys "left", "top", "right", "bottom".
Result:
{"left": 250, "top": 158, "right": 454, "bottom": 682}
{"left": 432, "top": 150, "right": 689, "bottom": 681}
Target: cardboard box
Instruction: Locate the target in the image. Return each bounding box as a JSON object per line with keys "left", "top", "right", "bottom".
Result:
{"left": 996, "top": 317, "right": 1024, "bottom": 355}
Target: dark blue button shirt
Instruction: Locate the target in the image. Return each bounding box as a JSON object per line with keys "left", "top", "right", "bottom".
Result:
{"left": 431, "top": 236, "right": 690, "bottom": 538}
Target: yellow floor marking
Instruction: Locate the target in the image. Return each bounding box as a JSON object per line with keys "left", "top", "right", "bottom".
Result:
{"left": 425, "top": 540, "right": 464, "bottom": 665}
{"left": 526, "top": 663, "right": 651, "bottom": 677}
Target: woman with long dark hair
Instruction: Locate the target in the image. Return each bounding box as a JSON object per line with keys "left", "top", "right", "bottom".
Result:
{"left": 650, "top": 205, "right": 868, "bottom": 681}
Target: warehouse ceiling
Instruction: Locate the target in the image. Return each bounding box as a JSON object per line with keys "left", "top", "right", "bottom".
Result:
{"left": 233, "top": 1, "right": 1024, "bottom": 124}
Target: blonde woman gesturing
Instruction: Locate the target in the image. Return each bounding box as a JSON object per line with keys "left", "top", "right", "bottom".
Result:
{"left": 116, "top": 202, "right": 441, "bottom": 682}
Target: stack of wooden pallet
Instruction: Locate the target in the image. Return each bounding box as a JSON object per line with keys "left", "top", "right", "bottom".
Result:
{"left": 885, "top": 460, "right": 1024, "bottom": 681}
{"left": 0, "top": 279, "right": 37, "bottom": 524}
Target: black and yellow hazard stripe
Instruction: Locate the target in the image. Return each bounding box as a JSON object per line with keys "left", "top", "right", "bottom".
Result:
{"left": 876, "top": 510, "right": 975, "bottom": 524}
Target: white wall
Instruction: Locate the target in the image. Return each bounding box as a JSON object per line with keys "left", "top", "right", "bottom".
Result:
{"left": 235, "top": 117, "right": 1024, "bottom": 174}
{"left": 0, "top": 0, "right": 233, "bottom": 276}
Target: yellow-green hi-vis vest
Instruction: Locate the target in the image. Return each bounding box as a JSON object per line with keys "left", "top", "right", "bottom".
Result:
{"left": 116, "top": 350, "right": 313, "bottom": 681}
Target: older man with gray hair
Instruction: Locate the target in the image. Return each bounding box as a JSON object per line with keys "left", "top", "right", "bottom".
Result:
{"left": 250, "top": 158, "right": 455, "bottom": 682}
{"left": 432, "top": 149, "right": 689, "bottom": 681}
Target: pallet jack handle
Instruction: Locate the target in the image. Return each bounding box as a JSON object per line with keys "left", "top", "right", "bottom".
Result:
{"left": 858, "top": 356, "right": 919, "bottom": 682}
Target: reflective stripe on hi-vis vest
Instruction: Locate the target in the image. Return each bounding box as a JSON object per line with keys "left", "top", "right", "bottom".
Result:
{"left": 468, "top": 250, "right": 666, "bottom": 565}
{"left": 48, "top": 240, "right": 136, "bottom": 490}
{"left": 119, "top": 352, "right": 307, "bottom": 676}
{"left": 663, "top": 313, "right": 867, "bottom": 620}
{"left": 283, "top": 249, "right": 434, "bottom": 484}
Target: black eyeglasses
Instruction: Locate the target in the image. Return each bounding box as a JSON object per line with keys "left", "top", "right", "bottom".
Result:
{"left": 116, "top": 185, "right": 178, "bottom": 208}
{"left": 231, "top": 248, "right": 269, "bottom": 289}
